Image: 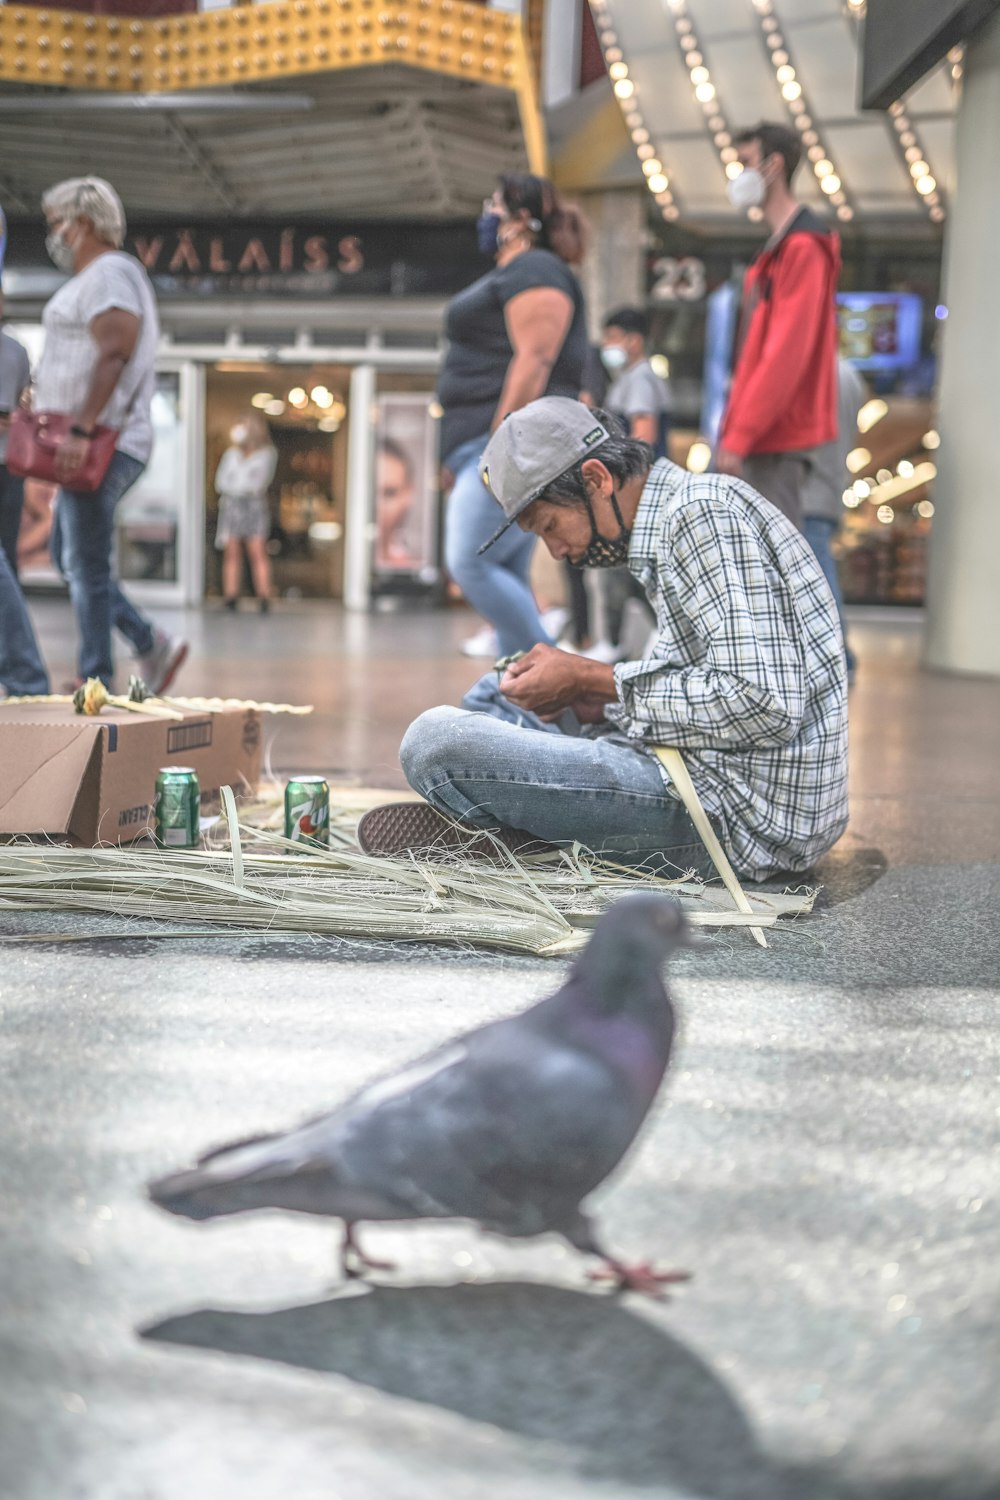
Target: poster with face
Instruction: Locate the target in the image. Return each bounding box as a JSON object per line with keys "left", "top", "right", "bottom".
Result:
{"left": 373, "top": 393, "right": 439, "bottom": 576}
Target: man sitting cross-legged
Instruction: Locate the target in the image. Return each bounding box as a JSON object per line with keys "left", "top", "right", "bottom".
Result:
{"left": 362, "top": 397, "right": 848, "bottom": 883}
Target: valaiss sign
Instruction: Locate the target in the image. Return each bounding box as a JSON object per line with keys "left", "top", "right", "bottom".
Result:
{"left": 5, "top": 219, "right": 485, "bottom": 299}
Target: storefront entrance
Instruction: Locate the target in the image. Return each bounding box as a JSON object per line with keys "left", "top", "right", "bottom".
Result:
{"left": 202, "top": 361, "right": 443, "bottom": 604}
{"left": 205, "top": 363, "right": 350, "bottom": 602}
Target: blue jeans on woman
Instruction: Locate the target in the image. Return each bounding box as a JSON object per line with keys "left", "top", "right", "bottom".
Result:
{"left": 55, "top": 449, "right": 155, "bottom": 685}
{"left": 444, "top": 433, "right": 553, "bottom": 659}
{"left": 400, "top": 672, "right": 714, "bottom": 876}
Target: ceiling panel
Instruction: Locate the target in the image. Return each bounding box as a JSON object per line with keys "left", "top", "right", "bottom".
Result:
{"left": 789, "top": 18, "right": 862, "bottom": 119}
{"left": 586, "top": 0, "right": 956, "bottom": 232}
{"left": 708, "top": 36, "right": 786, "bottom": 128}
{"left": 824, "top": 121, "right": 910, "bottom": 197}
{"left": 903, "top": 64, "right": 957, "bottom": 116}
{"left": 632, "top": 44, "right": 707, "bottom": 136}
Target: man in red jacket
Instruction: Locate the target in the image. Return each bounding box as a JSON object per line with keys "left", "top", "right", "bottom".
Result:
{"left": 715, "top": 122, "right": 841, "bottom": 531}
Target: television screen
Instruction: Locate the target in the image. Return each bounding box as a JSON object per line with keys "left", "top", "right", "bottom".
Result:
{"left": 836, "top": 292, "right": 922, "bottom": 372}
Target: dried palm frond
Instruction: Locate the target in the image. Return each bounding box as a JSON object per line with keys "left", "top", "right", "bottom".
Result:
{"left": 0, "top": 787, "right": 815, "bottom": 956}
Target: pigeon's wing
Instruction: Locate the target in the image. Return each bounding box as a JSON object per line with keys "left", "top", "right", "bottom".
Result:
{"left": 323, "top": 1016, "right": 645, "bottom": 1234}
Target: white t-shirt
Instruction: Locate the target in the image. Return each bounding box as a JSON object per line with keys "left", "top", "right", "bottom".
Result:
{"left": 36, "top": 251, "right": 159, "bottom": 463}
{"left": 215, "top": 445, "right": 277, "bottom": 501}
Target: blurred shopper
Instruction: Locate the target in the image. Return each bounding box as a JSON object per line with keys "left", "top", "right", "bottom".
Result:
{"left": 716, "top": 122, "right": 840, "bottom": 530}
{"left": 584, "top": 308, "right": 671, "bottom": 662}
{"left": 0, "top": 545, "right": 49, "bottom": 697}
{"left": 215, "top": 412, "right": 278, "bottom": 613}
{"left": 602, "top": 307, "right": 671, "bottom": 455}
{"left": 0, "top": 279, "right": 48, "bottom": 697}
{"left": 801, "top": 357, "right": 866, "bottom": 680}
{"left": 439, "top": 175, "right": 588, "bottom": 658}
{"left": 36, "top": 176, "right": 187, "bottom": 691}
{"left": 0, "top": 298, "right": 31, "bottom": 577}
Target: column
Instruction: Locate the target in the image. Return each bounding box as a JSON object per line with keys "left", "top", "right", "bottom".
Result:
{"left": 924, "top": 7, "right": 1000, "bottom": 677}
{"left": 575, "top": 187, "right": 645, "bottom": 333}
{"left": 343, "top": 362, "right": 376, "bottom": 613}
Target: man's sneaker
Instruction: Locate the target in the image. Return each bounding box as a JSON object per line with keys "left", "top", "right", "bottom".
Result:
{"left": 459, "top": 624, "right": 499, "bottom": 658}
{"left": 357, "top": 801, "right": 555, "bottom": 863}
{"left": 137, "top": 629, "right": 189, "bottom": 696}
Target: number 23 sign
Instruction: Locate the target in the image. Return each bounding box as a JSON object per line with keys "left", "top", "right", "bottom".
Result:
{"left": 650, "top": 256, "right": 707, "bottom": 302}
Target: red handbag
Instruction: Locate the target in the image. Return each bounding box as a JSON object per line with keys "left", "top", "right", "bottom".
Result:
{"left": 7, "top": 409, "right": 119, "bottom": 492}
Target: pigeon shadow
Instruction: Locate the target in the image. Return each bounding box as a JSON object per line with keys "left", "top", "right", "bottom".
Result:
{"left": 143, "top": 1278, "right": 784, "bottom": 1497}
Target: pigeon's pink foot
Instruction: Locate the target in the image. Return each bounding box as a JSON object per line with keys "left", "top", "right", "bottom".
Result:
{"left": 341, "top": 1225, "right": 397, "bottom": 1279}
{"left": 587, "top": 1259, "right": 692, "bottom": 1299}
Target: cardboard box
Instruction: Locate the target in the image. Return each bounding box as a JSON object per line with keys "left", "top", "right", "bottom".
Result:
{"left": 0, "top": 700, "right": 262, "bottom": 845}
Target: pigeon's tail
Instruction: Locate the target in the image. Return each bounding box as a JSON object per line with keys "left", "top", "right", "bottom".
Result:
{"left": 147, "top": 1132, "right": 294, "bottom": 1221}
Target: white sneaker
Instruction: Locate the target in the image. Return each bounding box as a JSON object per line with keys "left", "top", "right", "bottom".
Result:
{"left": 137, "top": 629, "right": 189, "bottom": 695}
{"left": 540, "top": 605, "right": 570, "bottom": 639}
{"left": 460, "top": 625, "right": 499, "bottom": 658}
{"left": 583, "top": 638, "right": 624, "bottom": 665}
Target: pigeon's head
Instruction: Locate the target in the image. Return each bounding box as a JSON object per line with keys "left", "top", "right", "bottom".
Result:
{"left": 575, "top": 894, "right": 703, "bottom": 1005}
{"left": 609, "top": 893, "right": 702, "bottom": 954}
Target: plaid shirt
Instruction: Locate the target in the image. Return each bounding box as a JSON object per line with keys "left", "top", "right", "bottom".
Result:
{"left": 606, "top": 459, "right": 849, "bottom": 879}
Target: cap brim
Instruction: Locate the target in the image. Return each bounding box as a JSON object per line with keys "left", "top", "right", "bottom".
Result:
{"left": 477, "top": 516, "right": 517, "bottom": 554}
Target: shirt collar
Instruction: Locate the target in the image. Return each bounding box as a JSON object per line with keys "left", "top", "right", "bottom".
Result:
{"left": 627, "top": 459, "right": 686, "bottom": 574}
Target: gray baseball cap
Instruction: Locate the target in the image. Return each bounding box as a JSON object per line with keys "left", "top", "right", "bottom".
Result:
{"left": 477, "top": 397, "right": 610, "bottom": 553}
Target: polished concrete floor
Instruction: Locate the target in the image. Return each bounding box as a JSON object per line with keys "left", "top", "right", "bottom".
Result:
{"left": 2, "top": 597, "right": 998, "bottom": 1500}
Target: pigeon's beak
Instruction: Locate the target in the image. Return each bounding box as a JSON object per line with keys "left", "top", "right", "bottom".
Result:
{"left": 679, "top": 926, "right": 710, "bottom": 951}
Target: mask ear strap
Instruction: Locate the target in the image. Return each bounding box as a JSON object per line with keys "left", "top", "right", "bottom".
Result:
{"left": 582, "top": 488, "right": 602, "bottom": 545}
{"left": 584, "top": 481, "right": 628, "bottom": 542}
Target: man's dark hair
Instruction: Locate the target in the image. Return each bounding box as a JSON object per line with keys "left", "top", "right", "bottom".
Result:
{"left": 734, "top": 122, "right": 802, "bottom": 186}
{"left": 538, "top": 409, "right": 653, "bottom": 509}
{"left": 603, "top": 306, "right": 649, "bottom": 339}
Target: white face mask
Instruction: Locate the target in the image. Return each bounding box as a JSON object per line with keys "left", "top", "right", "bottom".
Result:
{"left": 601, "top": 345, "right": 628, "bottom": 373}
{"left": 45, "top": 223, "right": 77, "bottom": 273}
{"left": 726, "top": 166, "right": 767, "bottom": 211}
{"left": 230, "top": 423, "right": 249, "bottom": 445}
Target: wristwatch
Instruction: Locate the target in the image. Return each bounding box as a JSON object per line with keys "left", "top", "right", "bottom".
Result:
{"left": 69, "top": 423, "right": 95, "bottom": 439}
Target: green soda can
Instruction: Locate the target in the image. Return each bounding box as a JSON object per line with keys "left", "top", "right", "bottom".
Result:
{"left": 284, "top": 775, "right": 330, "bottom": 847}
{"left": 154, "top": 766, "right": 200, "bottom": 849}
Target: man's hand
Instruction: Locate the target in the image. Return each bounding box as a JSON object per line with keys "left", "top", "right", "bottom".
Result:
{"left": 713, "top": 447, "right": 744, "bottom": 478}
{"left": 55, "top": 432, "right": 91, "bottom": 482}
{"left": 500, "top": 644, "right": 615, "bottom": 722}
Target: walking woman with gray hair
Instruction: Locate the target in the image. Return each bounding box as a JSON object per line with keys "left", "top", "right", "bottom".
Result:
{"left": 36, "top": 176, "right": 186, "bottom": 691}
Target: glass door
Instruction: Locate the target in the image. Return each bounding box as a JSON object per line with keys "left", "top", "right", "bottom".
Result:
{"left": 116, "top": 358, "right": 204, "bottom": 606}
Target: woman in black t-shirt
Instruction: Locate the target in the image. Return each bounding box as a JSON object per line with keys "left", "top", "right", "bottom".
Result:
{"left": 438, "top": 175, "right": 588, "bottom": 658}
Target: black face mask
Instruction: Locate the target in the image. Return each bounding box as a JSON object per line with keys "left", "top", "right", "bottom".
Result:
{"left": 574, "top": 486, "right": 631, "bottom": 569}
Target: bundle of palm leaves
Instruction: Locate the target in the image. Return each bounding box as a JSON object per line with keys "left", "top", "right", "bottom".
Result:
{"left": 0, "top": 786, "right": 814, "bottom": 955}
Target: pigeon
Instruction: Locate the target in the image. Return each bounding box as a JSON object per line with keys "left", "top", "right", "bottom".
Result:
{"left": 148, "top": 894, "right": 700, "bottom": 1295}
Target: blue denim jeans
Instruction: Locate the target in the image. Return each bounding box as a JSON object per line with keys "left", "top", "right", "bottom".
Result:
{"left": 55, "top": 450, "right": 155, "bottom": 684}
{"left": 803, "top": 516, "right": 855, "bottom": 674}
{"left": 0, "top": 538, "right": 49, "bottom": 695}
{"left": 0, "top": 464, "right": 25, "bottom": 578}
{"left": 443, "top": 434, "right": 553, "bottom": 658}
{"left": 400, "top": 672, "right": 713, "bottom": 875}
